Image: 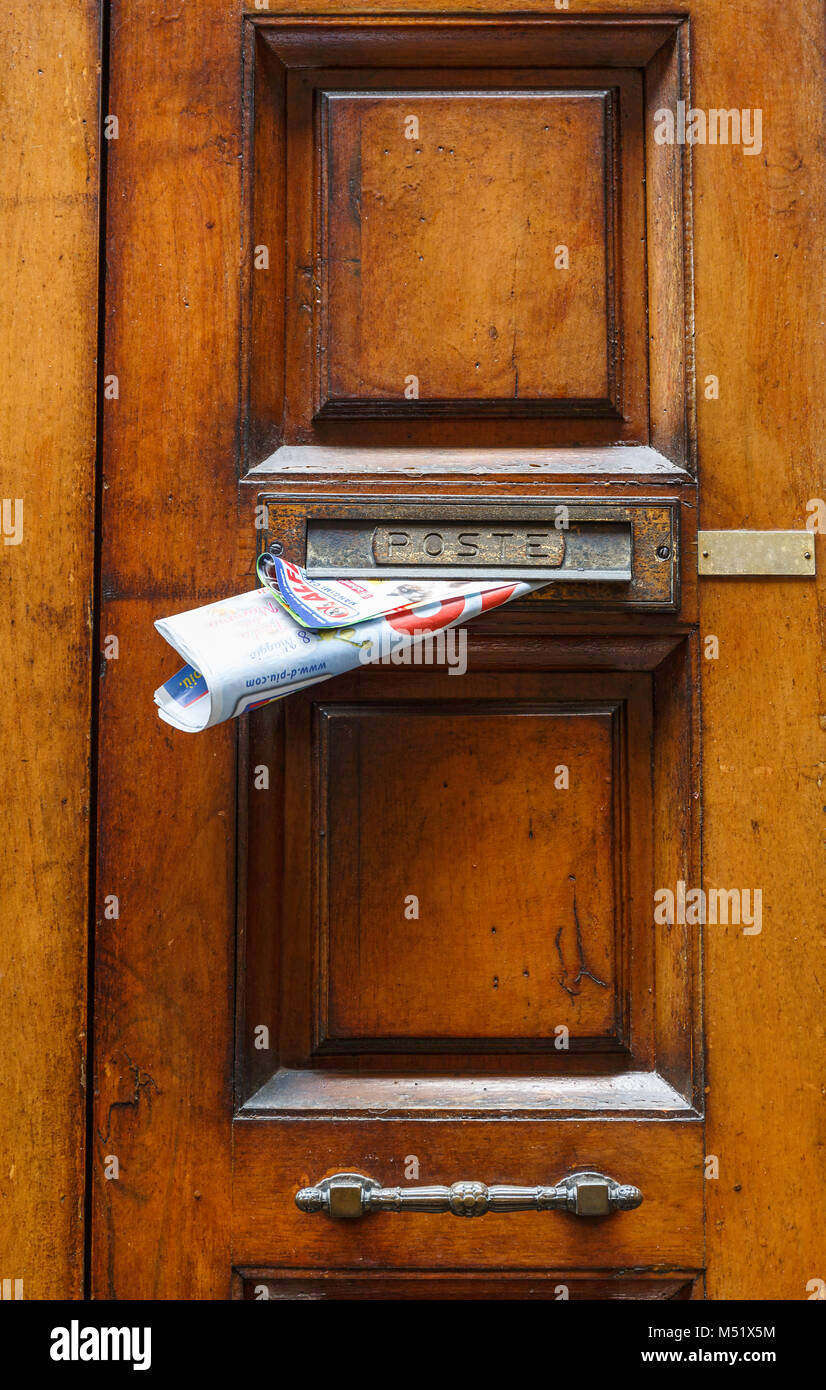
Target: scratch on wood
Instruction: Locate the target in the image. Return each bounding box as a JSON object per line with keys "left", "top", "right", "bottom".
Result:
{"left": 555, "top": 877, "right": 609, "bottom": 998}
{"left": 97, "top": 1049, "right": 161, "bottom": 1144}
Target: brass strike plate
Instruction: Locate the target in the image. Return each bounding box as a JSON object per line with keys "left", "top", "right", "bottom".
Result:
{"left": 698, "top": 530, "right": 816, "bottom": 577}
{"left": 258, "top": 496, "right": 681, "bottom": 610}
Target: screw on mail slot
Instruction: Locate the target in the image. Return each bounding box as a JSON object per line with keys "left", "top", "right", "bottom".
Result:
{"left": 373, "top": 525, "right": 566, "bottom": 569}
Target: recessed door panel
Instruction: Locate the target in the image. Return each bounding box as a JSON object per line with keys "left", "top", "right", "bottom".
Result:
{"left": 320, "top": 702, "right": 621, "bottom": 1045}
{"left": 246, "top": 22, "right": 692, "bottom": 462}
{"left": 239, "top": 640, "right": 699, "bottom": 1102}
{"left": 322, "top": 90, "right": 618, "bottom": 413}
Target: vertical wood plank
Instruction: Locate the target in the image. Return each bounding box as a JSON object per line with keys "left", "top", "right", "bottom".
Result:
{"left": 0, "top": 2, "right": 101, "bottom": 1300}
{"left": 92, "top": 0, "right": 244, "bottom": 1297}
{"left": 693, "top": 3, "right": 826, "bottom": 1299}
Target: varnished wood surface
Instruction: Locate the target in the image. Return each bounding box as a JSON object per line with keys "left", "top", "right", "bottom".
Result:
{"left": 91, "top": 0, "right": 246, "bottom": 1296}
{"left": 687, "top": 3, "right": 826, "bottom": 1301}
{"left": 320, "top": 701, "right": 623, "bottom": 1045}
{"left": 322, "top": 89, "right": 620, "bottom": 412}
{"left": 241, "top": 0, "right": 826, "bottom": 1297}
{"left": 251, "top": 12, "right": 682, "bottom": 69}
{"left": 94, "top": 603, "right": 238, "bottom": 1298}
{"left": 0, "top": 2, "right": 100, "bottom": 1300}
{"left": 85, "top": 0, "right": 825, "bottom": 1303}
{"left": 232, "top": 1117, "right": 704, "bottom": 1270}
{"left": 241, "top": 648, "right": 697, "bottom": 1084}
{"left": 250, "top": 445, "right": 690, "bottom": 477}
{"left": 249, "top": 21, "right": 688, "bottom": 460}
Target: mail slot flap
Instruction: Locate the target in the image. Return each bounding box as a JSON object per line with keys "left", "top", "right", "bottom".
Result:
{"left": 259, "top": 497, "right": 680, "bottom": 611}
{"left": 306, "top": 516, "right": 632, "bottom": 581}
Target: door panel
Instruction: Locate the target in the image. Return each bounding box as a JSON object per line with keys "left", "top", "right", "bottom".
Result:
{"left": 240, "top": 11, "right": 701, "bottom": 1290}
{"left": 237, "top": 642, "right": 701, "bottom": 1278}
{"left": 319, "top": 699, "right": 626, "bottom": 1046}
{"left": 320, "top": 86, "right": 634, "bottom": 416}
{"left": 1, "top": 0, "right": 101, "bottom": 1300}
{"left": 248, "top": 19, "right": 689, "bottom": 459}
{"left": 240, "top": 644, "right": 699, "bottom": 1100}
{"left": 311, "top": 679, "right": 644, "bottom": 1050}
{"left": 249, "top": 669, "right": 660, "bottom": 1065}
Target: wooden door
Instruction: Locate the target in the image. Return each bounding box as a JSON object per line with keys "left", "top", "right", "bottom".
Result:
{"left": 93, "top": 1, "right": 825, "bottom": 1301}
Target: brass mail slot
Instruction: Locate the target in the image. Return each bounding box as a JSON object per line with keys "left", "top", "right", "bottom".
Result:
{"left": 306, "top": 517, "right": 632, "bottom": 581}
{"left": 257, "top": 497, "right": 680, "bottom": 609}
{"left": 372, "top": 524, "right": 567, "bottom": 570}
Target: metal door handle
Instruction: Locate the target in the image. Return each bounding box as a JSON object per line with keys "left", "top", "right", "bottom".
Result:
{"left": 295, "top": 1169, "right": 642, "bottom": 1220}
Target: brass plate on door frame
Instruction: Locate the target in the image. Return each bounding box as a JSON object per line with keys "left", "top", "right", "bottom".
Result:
{"left": 697, "top": 530, "right": 816, "bottom": 577}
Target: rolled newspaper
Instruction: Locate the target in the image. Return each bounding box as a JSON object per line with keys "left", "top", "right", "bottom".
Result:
{"left": 154, "top": 565, "right": 543, "bottom": 733}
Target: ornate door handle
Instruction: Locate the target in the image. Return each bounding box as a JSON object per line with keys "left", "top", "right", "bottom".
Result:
{"left": 296, "top": 1170, "right": 642, "bottom": 1220}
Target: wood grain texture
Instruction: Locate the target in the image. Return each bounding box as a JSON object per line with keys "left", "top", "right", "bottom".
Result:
{"left": 242, "top": 655, "right": 697, "bottom": 1107}
{"left": 0, "top": 2, "right": 100, "bottom": 1300}
{"left": 92, "top": 0, "right": 825, "bottom": 1302}
{"left": 319, "top": 701, "right": 624, "bottom": 1044}
{"left": 694, "top": 0, "right": 826, "bottom": 1297}
{"left": 322, "top": 89, "right": 620, "bottom": 412}
{"left": 250, "top": 12, "right": 680, "bottom": 67}
{"left": 92, "top": 0, "right": 245, "bottom": 1298}
{"left": 232, "top": 1117, "right": 704, "bottom": 1270}
{"left": 94, "top": 602, "right": 237, "bottom": 1298}
{"left": 249, "top": 25, "right": 680, "bottom": 460}
{"left": 243, "top": 0, "right": 826, "bottom": 1297}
